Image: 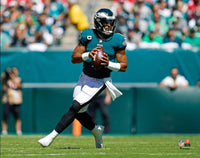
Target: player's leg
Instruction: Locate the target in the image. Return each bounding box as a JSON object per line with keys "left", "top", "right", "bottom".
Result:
{"left": 38, "top": 73, "right": 106, "bottom": 147}
{"left": 38, "top": 91, "right": 102, "bottom": 147}
{"left": 88, "top": 99, "right": 98, "bottom": 124}
{"left": 38, "top": 100, "right": 82, "bottom": 147}
{"left": 2, "top": 103, "right": 10, "bottom": 135}
{"left": 75, "top": 112, "right": 95, "bottom": 130}
{"left": 38, "top": 76, "right": 84, "bottom": 146}
{"left": 12, "top": 104, "right": 22, "bottom": 135}
{"left": 54, "top": 82, "right": 105, "bottom": 134}
{"left": 75, "top": 111, "right": 104, "bottom": 148}
{"left": 38, "top": 88, "right": 105, "bottom": 147}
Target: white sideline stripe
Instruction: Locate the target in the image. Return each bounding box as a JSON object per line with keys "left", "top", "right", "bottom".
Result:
{"left": 22, "top": 83, "right": 76, "bottom": 88}
{"left": 22, "top": 83, "right": 158, "bottom": 88}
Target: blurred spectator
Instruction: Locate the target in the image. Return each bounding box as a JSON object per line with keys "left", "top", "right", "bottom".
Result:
{"left": 7, "top": 0, "right": 21, "bottom": 22}
{"left": 169, "top": 17, "right": 185, "bottom": 39}
{"left": 23, "top": 13, "right": 37, "bottom": 43}
{"left": 35, "top": 13, "right": 53, "bottom": 46}
{"left": 17, "top": 7, "right": 38, "bottom": 25}
{"left": 127, "top": 21, "right": 143, "bottom": 43}
{"left": 66, "top": 0, "right": 89, "bottom": 31}
{"left": 160, "top": 68, "right": 189, "bottom": 90}
{"left": 1, "top": 67, "right": 23, "bottom": 135}
{"left": 126, "top": 21, "right": 143, "bottom": 50}
{"left": 136, "top": 10, "right": 149, "bottom": 33}
{"left": 0, "top": 21, "right": 11, "bottom": 48}
{"left": 0, "top": 5, "right": 5, "bottom": 23}
{"left": 176, "top": 0, "right": 188, "bottom": 20}
{"left": 115, "top": 13, "right": 129, "bottom": 36}
{"left": 11, "top": 23, "right": 28, "bottom": 47}
{"left": 27, "top": 0, "right": 44, "bottom": 15}
{"left": 0, "top": 0, "right": 200, "bottom": 49}
{"left": 88, "top": 89, "right": 111, "bottom": 134}
{"left": 27, "top": 31, "right": 48, "bottom": 52}
{"left": 182, "top": 28, "right": 200, "bottom": 48}
{"left": 133, "top": 0, "right": 152, "bottom": 22}
{"left": 148, "top": 12, "right": 168, "bottom": 36}
{"left": 187, "top": 0, "right": 200, "bottom": 20}
{"left": 44, "top": 0, "right": 66, "bottom": 19}
{"left": 152, "top": 3, "right": 160, "bottom": 14}
{"left": 111, "top": 0, "right": 131, "bottom": 16}
{"left": 169, "top": 10, "right": 188, "bottom": 36}
{"left": 139, "top": 28, "right": 163, "bottom": 48}
{"left": 36, "top": 13, "right": 52, "bottom": 34}
{"left": 158, "top": 0, "right": 172, "bottom": 21}
{"left": 162, "top": 28, "right": 182, "bottom": 48}
{"left": 111, "top": 0, "right": 133, "bottom": 17}
{"left": 2, "top": 10, "right": 15, "bottom": 37}
{"left": 43, "top": 0, "right": 67, "bottom": 45}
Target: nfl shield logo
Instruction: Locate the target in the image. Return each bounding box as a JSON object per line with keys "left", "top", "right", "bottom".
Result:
{"left": 178, "top": 140, "right": 184, "bottom": 147}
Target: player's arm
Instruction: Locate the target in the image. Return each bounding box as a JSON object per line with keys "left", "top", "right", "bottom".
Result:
{"left": 71, "top": 42, "right": 86, "bottom": 63}
{"left": 115, "top": 49, "right": 127, "bottom": 72}
{"left": 101, "top": 49, "right": 127, "bottom": 72}
{"left": 71, "top": 43, "right": 101, "bottom": 63}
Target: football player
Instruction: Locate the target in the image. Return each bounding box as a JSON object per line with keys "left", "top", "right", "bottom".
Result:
{"left": 38, "top": 8, "right": 127, "bottom": 148}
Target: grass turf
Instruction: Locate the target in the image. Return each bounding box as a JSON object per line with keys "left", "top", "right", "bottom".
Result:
{"left": 1, "top": 134, "right": 200, "bottom": 158}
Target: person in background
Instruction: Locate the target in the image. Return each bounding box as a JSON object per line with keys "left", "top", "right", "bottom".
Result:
{"left": 162, "top": 27, "right": 182, "bottom": 48}
{"left": 148, "top": 12, "right": 168, "bottom": 37}
{"left": 1, "top": 67, "right": 23, "bottom": 136}
{"left": 139, "top": 27, "right": 163, "bottom": 48}
{"left": 27, "top": 31, "right": 48, "bottom": 52}
{"left": 11, "top": 23, "right": 28, "bottom": 47}
{"left": 182, "top": 27, "right": 200, "bottom": 48}
{"left": 0, "top": 21, "right": 11, "bottom": 49}
{"left": 163, "top": 28, "right": 182, "bottom": 45}
{"left": 160, "top": 67, "right": 189, "bottom": 90}
{"left": 88, "top": 89, "right": 111, "bottom": 133}
{"left": 2, "top": 10, "right": 15, "bottom": 37}
{"left": 35, "top": 13, "right": 53, "bottom": 46}
{"left": 66, "top": 0, "right": 89, "bottom": 31}
{"left": 115, "top": 12, "right": 129, "bottom": 37}
{"left": 126, "top": 21, "right": 144, "bottom": 50}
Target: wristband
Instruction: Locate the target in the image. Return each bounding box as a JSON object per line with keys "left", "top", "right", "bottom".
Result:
{"left": 107, "top": 61, "right": 121, "bottom": 71}
{"left": 81, "top": 52, "right": 90, "bottom": 61}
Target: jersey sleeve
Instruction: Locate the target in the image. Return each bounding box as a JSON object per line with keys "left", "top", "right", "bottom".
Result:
{"left": 115, "top": 33, "right": 127, "bottom": 50}
{"left": 78, "top": 29, "right": 90, "bottom": 46}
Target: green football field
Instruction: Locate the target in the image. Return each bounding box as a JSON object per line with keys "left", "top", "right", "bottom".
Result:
{"left": 1, "top": 134, "right": 200, "bottom": 158}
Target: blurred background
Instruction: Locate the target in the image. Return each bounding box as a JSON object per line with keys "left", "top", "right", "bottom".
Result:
{"left": 1, "top": 0, "right": 200, "bottom": 135}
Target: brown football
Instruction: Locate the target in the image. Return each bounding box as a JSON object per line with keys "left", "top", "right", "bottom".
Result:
{"left": 92, "top": 47, "right": 105, "bottom": 70}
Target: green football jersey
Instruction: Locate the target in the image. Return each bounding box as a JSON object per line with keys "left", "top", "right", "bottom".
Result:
{"left": 79, "top": 29, "right": 126, "bottom": 79}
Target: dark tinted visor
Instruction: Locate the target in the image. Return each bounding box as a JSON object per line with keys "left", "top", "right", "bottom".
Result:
{"left": 100, "top": 18, "right": 115, "bottom": 26}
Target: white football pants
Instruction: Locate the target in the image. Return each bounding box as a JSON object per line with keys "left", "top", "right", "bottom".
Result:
{"left": 73, "top": 72, "right": 110, "bottom": 113}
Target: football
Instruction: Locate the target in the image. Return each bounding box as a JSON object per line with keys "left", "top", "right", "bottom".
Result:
{"left": 92, "top": 47, "right": 105, "bottom": 70}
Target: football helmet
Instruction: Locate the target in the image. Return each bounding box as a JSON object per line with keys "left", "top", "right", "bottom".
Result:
{"left": 94, "top": 8, "right": 116, "bottom": 35}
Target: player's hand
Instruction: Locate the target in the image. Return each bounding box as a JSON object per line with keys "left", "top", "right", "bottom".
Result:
{"left": 89, "top": 47, "right": 101, "bottom": 59}
{"left": 100, "top": 53, "right": 109, "bottom": 66}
